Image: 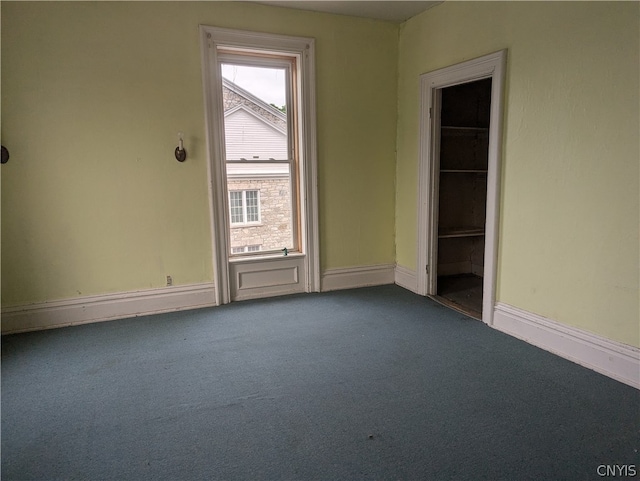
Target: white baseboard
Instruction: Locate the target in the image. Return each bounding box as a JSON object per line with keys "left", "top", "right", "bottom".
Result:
{"left": 493, "top": 303, "right": 640, "bottom": 389}
{"left": 1, "top": 283, "right": 217, "bottom": 334}
{"left": 395, "top": 265, "right": 418, "bottom": 293}
{"left": 321, "top": 264, "right": 395, "bottom": 292}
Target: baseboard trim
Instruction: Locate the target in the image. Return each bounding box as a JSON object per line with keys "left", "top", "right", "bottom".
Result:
{"left": 321, "top": 264, "right": 395, "bottom": 292}
{"left": 1, "top": 283, "right": 217, "bottom": 334}
{"left": 395, "top": 265, "right": 418, "bottom": 293}
{"left": 493, "top": 303, "right": 640, "bottom": 389}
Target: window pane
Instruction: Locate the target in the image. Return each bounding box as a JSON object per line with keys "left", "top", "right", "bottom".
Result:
{"left": 245, "top": 190, "right": 259, "bottom": 223}
{"left": 227, "top": 163, "right": 294, "bottom": 253}
{"left": 229, "top": 191, "right": 243, "bottom": 224}
{"left": 221, "top": 57, "right": 296, "bottom": 258}
{"left": 221, "top": 64, "right": 288, "bottom": 161}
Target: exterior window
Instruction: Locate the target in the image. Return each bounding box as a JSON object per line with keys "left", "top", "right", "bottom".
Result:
{"left": 229, "top": 190, "right": 260, "bottom": 225}
{"left": 231, "top": 245, "right": 261, "bottom": 254}
{"left": 245, "top": 190, "right": 259, "bottom": 222}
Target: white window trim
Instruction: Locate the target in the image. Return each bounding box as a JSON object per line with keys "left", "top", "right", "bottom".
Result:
{"left": 229, "top": 189, "right": 261, "bottom": 226}
{"left": 200, "top": 26, "right": 320, "bottom": 305}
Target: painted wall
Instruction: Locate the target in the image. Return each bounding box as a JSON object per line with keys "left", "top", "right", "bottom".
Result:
{"left": 1, "top": 2, "right": 398, "bottom": 306}
{"left": 396, "top": 2, "right": 639, "bottom": 346}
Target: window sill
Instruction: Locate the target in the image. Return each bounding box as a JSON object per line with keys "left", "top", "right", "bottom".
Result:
{"left": 230, "top": 223, "right": 263, "bottom": 229}
{"left": 229, "top": 251, "right": 304, "bottom": 264}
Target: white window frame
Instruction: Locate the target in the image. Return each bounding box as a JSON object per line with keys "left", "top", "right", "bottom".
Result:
{"left": 229, "top": 189, "right": 261, "bottom": 226}
{"left": 200, "top": 26, "right": 320, "bottom": 305}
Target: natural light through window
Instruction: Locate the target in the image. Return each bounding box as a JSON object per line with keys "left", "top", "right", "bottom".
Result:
{"left": 221, "top": 55, "right": 298, "bottom": 257}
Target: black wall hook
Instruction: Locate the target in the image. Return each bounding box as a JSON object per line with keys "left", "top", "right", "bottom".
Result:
{"left": 1, "top": 145, "right": 9, "bottom": 164}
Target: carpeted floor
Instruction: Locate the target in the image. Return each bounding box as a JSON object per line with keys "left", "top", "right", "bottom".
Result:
{"left": 2, "top": 285, "right": 638, "bottom": 480}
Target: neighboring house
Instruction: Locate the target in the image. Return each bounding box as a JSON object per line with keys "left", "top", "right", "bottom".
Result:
{"left": 222, "top": 79, "right": 293, "bottom": 254}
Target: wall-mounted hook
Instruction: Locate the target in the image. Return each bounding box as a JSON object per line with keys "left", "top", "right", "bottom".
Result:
{"left": 1, "top": 145, "right": 9, "bottom": 164}
{"left": 175, "top": 131, "right": 187, "bottom": 162}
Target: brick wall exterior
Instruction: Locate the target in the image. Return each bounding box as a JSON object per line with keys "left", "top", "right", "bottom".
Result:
{"left": 228, "top": 177, "right": 293, "bottom": 253}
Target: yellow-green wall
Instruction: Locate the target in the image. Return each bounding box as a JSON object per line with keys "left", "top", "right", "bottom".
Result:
{"left": 1, "top": 2, "right": 399, "bottom": 305}
{"left": 396, "top": 1, "right": 639, "bottom": 346}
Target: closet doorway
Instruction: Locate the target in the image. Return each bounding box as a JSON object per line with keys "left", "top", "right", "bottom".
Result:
{"left": 417, "top": 50, "right": 506, "bottom": 325}
{"left": 436, "top": 78, "right": 491, "bottom": 318}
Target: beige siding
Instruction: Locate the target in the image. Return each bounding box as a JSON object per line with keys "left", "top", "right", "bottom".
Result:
{"left": 224, "top": 108, "right": 288, "bottom": 160}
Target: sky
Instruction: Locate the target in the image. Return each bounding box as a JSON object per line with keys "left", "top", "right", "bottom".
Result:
{"left": 221, "top": 64, "right": 287, "bottom": 108}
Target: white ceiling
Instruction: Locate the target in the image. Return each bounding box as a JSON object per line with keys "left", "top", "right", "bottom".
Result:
{"left": 253, "top": 1, "right": 443, "bottom": 23}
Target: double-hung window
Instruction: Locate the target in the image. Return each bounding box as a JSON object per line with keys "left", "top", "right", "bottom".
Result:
{"left": 220, "top": 50, "right": 299, "bottom": 256}
{"left": 229, "top": 190, "right": 260, "bottom": 225}
{"left": 200, "top": 25, "right": 319, "bottom": 302}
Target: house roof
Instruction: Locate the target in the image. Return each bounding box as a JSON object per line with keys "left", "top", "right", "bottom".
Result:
{"left": 222, "top": 77, "right": 287, "bottom": 123}
{"left": 224, "top": 104, "right": 287, "bottom": 136}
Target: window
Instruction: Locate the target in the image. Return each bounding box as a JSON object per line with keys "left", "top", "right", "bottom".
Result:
{"left": 229, "top": 190, "right": 260, "bottom": 225}
{"left": 231, "top": 244, "right": 262, "bottom": 254}
{"left": 221, "top": 53, "right": 297, "bottom": 255}
{"left": 200, "top": 25, "right": 320, "bottom": 302}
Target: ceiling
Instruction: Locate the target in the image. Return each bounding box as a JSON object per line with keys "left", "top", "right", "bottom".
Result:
{"left": 253, "top": 1, "right": 443, "bottom": 23}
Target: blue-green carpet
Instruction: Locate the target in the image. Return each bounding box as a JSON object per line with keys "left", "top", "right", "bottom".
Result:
{"left": 2, "top": 285, "right": 638, "bottom": 480}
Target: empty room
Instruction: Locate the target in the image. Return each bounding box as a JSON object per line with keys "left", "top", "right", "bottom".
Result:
{"left": 1, "top": 1, "right": 638, "bottom": 479}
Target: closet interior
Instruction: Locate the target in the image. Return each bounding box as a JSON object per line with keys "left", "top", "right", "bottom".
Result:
{"left": 435, "top": 78, "right": 492, "bottom": 319}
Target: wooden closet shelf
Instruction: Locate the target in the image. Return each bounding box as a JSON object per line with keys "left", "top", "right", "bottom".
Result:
{"left": 440, "top": 169, "right": 488, "bottom": 173}
{"left": 441, "top": 126, "right": 489, "bottom": 132}
{"left": 438, "top": 227, "right": 485, "bottom": 238}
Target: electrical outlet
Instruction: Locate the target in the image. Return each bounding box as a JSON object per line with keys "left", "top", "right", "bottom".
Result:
{"left": 166, "top": 275, "right": 173, "bottom": 286}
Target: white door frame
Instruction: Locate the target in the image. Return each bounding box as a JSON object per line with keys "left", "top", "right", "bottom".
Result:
{"left": 416, "top": 50, "right": 507, "bottom": 325}
{"left": 199, "top": 26, "right": 320, "bottom": 304}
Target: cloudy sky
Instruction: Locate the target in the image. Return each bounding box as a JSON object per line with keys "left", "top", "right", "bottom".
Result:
{"left": 221, "top": 64, "right": 287, "bottom": 108}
